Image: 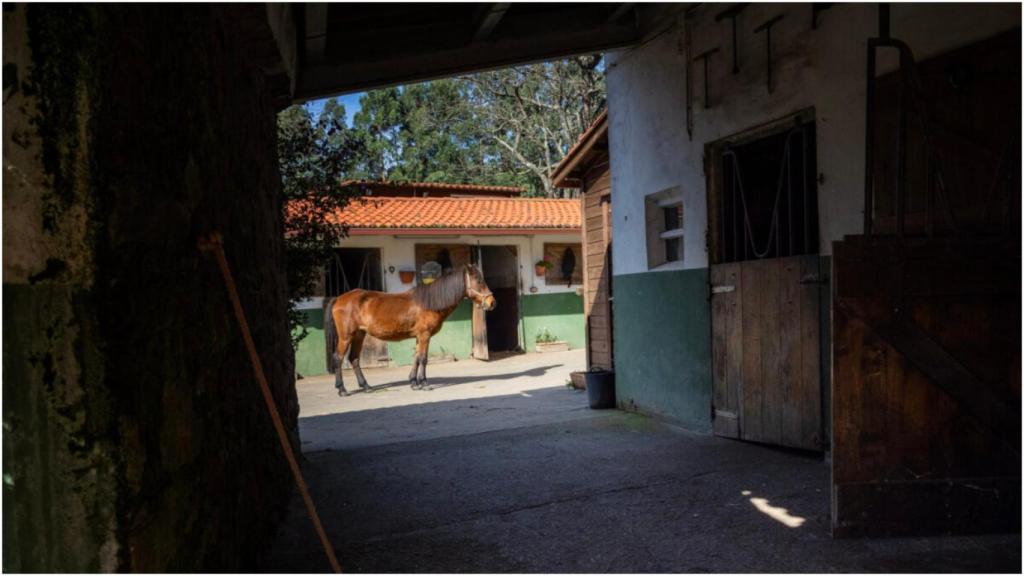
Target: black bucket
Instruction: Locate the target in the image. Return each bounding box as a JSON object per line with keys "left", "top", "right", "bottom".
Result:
{"left": 584, "top": 370, "right": 615, "bottom": 409}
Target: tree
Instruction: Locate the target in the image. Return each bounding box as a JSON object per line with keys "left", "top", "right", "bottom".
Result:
{"left": 347, "top": 56, "right": 605, "bottom": 196}
{"left": 277, "top": 100, "right": 364, "bottom": 346}
{"left": 462, "top": 54, "right": 606, "bottom": 196}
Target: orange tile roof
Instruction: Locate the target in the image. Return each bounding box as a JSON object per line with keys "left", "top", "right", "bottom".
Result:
{"left": 339, "top": 180, "right": 527, "bottom": 196}
{"left": 328, "top": 197, "right": 581, "bottom": 234}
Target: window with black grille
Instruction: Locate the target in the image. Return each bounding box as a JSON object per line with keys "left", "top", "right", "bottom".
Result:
{"left": 710, "top": 115, "right": 819, "bottom": 264}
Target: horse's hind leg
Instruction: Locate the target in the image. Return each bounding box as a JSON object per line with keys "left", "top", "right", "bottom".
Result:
{"left": 334, "top": 334, "right": 351, "bottom": 397}
{"left": 415, "top": 333, "right": 431, "bottom": 390}
{"left": 349, "top": 331, "right": 371, "bottom": 391}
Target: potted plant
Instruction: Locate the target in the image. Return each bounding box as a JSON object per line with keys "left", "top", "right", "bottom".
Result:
{"left": 535, "top": 258, "right": 553, "bottom": 277}
{"left": 584, "top": 366, "right": 615, "bottom": 409}
{"left": 534, "top": 328, "right": 569, "bottom": 353}
{"left": 398, "top": 269, "right": 416, "bottom": 284}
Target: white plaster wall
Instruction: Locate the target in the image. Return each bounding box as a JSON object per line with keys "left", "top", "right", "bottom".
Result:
{"left": 606, "top": 3, "right": 1020, "bottom": 275}
{"left": 296, "top": 232, "right": 583, "bottom": 308}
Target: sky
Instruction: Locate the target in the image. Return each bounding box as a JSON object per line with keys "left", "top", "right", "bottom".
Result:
{"left": 303, "top": 92, "right": 364, "bottom": 126}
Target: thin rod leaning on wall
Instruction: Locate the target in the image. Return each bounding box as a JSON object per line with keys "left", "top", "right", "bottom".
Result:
{"left": 198, "top": 233, "right": 343, "bottom": 573}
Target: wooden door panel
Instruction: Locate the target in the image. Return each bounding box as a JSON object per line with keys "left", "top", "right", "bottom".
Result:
{"left": 739, "top": 260, "right": 765, "bottom": 442}
{"left": 832, "top": 237, "right": 1020, "bottom": 536}
{"left": 711, "top": 263, "right": 742, "bottom": 438}
{"left": 712, "top": 255, "right": 822, "bottom": 450}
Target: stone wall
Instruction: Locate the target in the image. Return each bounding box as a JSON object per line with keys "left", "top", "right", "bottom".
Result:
{"left": 3, "top": 5, "right": 297, "bottom": 571}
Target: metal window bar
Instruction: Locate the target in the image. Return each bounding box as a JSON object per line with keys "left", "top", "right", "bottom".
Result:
{"left": 721, "top": 126, "right": 810, "bottom": 262}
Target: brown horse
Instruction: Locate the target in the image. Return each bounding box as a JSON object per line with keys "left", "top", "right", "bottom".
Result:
{"left": 324, "top": 264, "right": 496, "bottom": 396}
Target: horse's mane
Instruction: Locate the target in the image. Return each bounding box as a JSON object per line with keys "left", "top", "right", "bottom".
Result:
{"left": 411, "top": 265, "right": 471, "bottom": 311}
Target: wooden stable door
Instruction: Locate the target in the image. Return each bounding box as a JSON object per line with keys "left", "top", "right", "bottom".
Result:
{"left": 711, "top": 255, "right": 822, "bottom": 450}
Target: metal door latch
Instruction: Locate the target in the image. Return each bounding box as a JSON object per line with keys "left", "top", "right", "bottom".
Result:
{"left": 799, "top": 274, "right": 828, "bottom": 285}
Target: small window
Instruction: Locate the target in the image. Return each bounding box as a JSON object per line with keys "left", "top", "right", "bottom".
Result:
{"left": 663, "top": 204, "right": 682, "bottom": 231}
{"left": 645, "top": 188, "right": 684, "bottom": 269}
{"left": 664, "top": 237, "right": 682, "bottom": 263}
{"left": 543, "top": 243, "right": 583, "bottom": 286}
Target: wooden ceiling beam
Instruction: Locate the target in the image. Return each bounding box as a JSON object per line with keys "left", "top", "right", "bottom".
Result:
{"left": 473, "top": 3, "right": 511, "bottom": 41}
{"left": 293, "top": 3, "right": 684, "bottom": 101}
{"left": 296, "top": 21, "right": 641, "bottom": 101}
{"left": 304, "top": 3, "right": 328, "bottom": 65}
{"left": 605, "top": 3, "right": 635, "bottom": 24}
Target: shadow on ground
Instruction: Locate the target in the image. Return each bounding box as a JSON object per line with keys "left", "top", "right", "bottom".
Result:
{"left": 266, "top": 389, "right": 1022, "bottom": 573}
{"left": 340, "top": 363, "right": 565, "bottom": 394}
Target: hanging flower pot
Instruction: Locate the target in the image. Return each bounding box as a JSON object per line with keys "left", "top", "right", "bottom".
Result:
{"left": 535, "top": 258, "right": 552, "bottom": 277}
{"left": 398, "top": 270, "right": 416, "bottom": 284}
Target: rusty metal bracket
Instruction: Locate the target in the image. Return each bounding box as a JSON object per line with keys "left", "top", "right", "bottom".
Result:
{"left": 715, "top": 3, "right": 748, "bottom": 74}
{"left": 753, "top": 14, "right": 784, "bottom": 93}
{"left": 693, "top": 47, "right": 720, "bottom": 109}
{"left": 811, "top": 3, "right": 833, "bottom": 30}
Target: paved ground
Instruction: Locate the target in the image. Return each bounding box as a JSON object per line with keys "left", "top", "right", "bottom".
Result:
{"left": 266, "top": 350, "right": 1021, "bottom": 573}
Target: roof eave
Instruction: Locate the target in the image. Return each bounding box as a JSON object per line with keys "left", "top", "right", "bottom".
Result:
{"left": 347, "top": 227, "right": 582, "bottom": 236}
{"left": 551, "top": 110, "right": 609, "bottom": 188}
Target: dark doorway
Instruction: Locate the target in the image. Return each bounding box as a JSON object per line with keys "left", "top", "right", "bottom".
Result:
{"left": 479, "top": 245, "right": 521, "bottom": 354}
{"left": 710, "top": 111, "right": 818, "bottom": 265}
{"left": 325, "top": 248, "right": 383, "bottom": 295}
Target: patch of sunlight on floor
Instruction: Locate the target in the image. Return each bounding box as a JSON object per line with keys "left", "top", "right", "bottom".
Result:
{"left": 741, "top": 490, "right": 806, "bottom": 528}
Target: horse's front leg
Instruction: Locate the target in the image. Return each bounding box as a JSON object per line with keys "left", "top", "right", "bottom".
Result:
{"left": 408, "top": 355, "right": 421, "bottom": 390}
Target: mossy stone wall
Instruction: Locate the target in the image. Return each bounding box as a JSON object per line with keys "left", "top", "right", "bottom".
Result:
{"left": 3, "top": 5, "right": 296, "bottom": 571}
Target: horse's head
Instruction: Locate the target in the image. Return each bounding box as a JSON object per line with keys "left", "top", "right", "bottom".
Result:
{"left": 465, "top": 265, "right": 496, "bottom": 311}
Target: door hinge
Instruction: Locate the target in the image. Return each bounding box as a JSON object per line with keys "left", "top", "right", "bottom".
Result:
{"left": 711, "top": 284, "right": 735, "bottom": 294}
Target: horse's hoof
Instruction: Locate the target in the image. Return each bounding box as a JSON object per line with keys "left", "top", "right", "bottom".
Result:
{"left": 337, "top": 389, "right": 348, "bottom": 397}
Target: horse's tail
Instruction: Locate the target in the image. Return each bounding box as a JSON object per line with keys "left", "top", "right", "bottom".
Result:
{"left": 324, "top": 297, "right": 338, "bottom": 374}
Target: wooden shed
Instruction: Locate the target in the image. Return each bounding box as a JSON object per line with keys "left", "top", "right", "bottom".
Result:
{"left": 552, "top": 110, "right": 614, "bottom": 371}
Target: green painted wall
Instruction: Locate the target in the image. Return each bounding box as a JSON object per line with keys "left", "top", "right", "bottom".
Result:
{"left": 293, "top": 308, "right": 326, "bottom": 379}
{"left": 521, "top": 292, "right": 585, "bottom": 351}
{"left": 612, "top": 269, "right": 712, "bottom": 432}
{"left": 387, "top": 301, "right": 474, "bottom": 366}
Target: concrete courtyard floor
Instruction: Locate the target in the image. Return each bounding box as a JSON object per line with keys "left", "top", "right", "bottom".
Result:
{"left": 265, "top": 350, "right": 1020, "bottom": 573}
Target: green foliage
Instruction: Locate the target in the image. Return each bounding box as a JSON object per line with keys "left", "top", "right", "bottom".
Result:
{"left": 535, "top": 327, "right": 558, "bottom": 343}
{"left": 347, "top": 56, "right": 605, "bottom": 196}
{"left": 277, "top": 100, "right": 364, "bottom": 347}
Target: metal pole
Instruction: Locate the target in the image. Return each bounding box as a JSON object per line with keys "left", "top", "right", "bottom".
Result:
{"left": 863, "top": 39, "right": 877, "bottom": 236}
{"left": 798, "top": 124, "right": 806, "bottom": 252}
{"left": 896, "top": 54, "right": 909, "bottom": 238}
